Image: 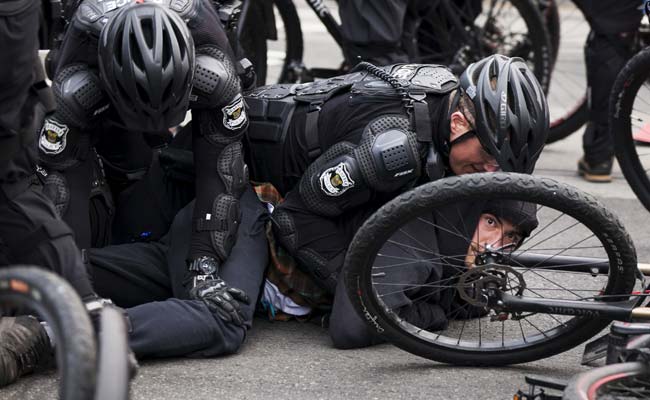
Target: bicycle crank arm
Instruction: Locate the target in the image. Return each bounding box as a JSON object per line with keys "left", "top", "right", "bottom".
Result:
{"left": 499, "top": 293, "right": 638, "bottom": 320}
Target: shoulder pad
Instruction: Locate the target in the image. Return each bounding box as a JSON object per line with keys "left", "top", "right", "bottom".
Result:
{"left": 351, "top": 64, "right": 458, "bottom": 96}
{"left": 294, "top": 71, "right": 366, "bottom": 103}
{"left": 74, "top": 0, "right": 131, "bottom": 34}
{"left": 390, "top": 64, "right": 459, "bottom": 93}
{"left": 246, "top": 83, "right": 298, "bottom": 100}
{"left": 74, "top": 0, "right": 198, "bottom": 35}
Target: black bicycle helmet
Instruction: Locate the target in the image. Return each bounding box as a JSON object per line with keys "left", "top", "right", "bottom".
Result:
{"left": 98, "top": 2, "right": 195, "bottom": 132}
{"left": 459, "top": 55, "right": 549, "bottom": 173}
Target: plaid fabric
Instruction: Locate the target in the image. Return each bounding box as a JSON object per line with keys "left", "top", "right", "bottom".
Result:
{"left": 253, "top": 183, "right": 333, "bottom": 313}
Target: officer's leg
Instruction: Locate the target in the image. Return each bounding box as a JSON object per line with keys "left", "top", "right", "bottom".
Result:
{"left": 338, "top": 0, "right": 410, "bottom": 65}
{"left": 0, "top": 185, "right": 95, "bottom": 299}
{"left": 109, "top": 187, "right": 268, "bottom": 358}
{"left": 582, "top": 30, "right": 637, "bottom": 165}
{"left": 87, "top": 241, "right": 172, "bottom": 308}
{"left": 271, "top": 189, "right": 371, "bottom": 294}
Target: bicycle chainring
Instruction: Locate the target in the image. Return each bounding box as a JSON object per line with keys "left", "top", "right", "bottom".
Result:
{"left": 457, "top": 264, "right": 526, "bottom": 307}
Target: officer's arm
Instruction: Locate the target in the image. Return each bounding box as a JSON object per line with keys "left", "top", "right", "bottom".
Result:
{"left": 298, "top": 115, "right": 422, "bottom": 217}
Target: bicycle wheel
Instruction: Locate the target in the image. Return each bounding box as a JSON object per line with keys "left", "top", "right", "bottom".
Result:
{"left": 543, "top": 0, "right": 589, "bottom": 144}
{"left": 240, "top": 0, "right": 304, "bottom": 85}
{"left": 344, "top": 173, "right": 639, "bottom": 366}
{"left": 563, "top": 362, "right": 650, "bottom": 400}
{"left": 0, "top": 266, "right": 96, "bottom": 400}
{"left": 611, "top": 47, "right": 650, "bottom": 213}
{"left": 414, "top": 0, "right": 552, "bottom": 92}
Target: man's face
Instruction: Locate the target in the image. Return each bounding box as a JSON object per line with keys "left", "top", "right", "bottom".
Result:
{"left": 448, "top": 111, "right": 500, "bottom": 175}
{"left": 465, "top": 213, "right": 523, "bottom": 268}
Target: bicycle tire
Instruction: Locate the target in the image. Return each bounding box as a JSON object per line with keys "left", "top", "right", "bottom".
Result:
{"left": 0, "top": 266, "right": 96, "bottom": 400}
{"left": 95, "top": 307, "right": 130, "bottom": 400}
{"left": 414, "top": 0, "right": 552, "bottom": 92}
{"left": 563, "top": 362, "right": 650, "bottom": 400}
{"left": 344, "top": 173, "right": 638, "bottom": 366}
{"left": 546, "top": 97, "right": 588, "bottom": 144}
{"left": 611, "top": 47, "right": 650, "bottom": 213}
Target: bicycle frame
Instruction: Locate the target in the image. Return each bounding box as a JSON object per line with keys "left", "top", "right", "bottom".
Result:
{"left": 487, "top": 255, "right": 650, "bottom": 321}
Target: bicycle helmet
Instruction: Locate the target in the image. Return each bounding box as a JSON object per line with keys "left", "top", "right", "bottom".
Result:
{"left": 459, "top": 55, "right": 549, "bottom": 173}
{"left": 98, "top": 2, "right": 195, "bottom": 132}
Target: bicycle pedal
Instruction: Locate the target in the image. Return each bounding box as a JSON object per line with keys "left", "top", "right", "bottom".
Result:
{"left": 524, "top": 375, "right": 568, "bottom": 391}
{"left": 582, "top": 334, "right": 609, "bottom": 366}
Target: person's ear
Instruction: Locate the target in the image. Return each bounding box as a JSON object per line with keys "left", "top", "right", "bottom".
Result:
{"left": 449, "top": 111, "right": 471, "bottom": 141}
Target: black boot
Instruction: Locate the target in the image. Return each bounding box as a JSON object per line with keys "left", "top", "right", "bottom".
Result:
{"left": 0, "top": 316, "right": 52, "bottom": 388}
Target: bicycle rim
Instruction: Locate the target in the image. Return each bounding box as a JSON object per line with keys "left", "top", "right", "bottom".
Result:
{"left": 564, "top": 362, "right": 650, "bottom": 400}
{"left": 344, "top": 173, "right": 639, "bottom": 366}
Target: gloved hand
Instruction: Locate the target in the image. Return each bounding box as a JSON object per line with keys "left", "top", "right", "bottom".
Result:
{"left": 189, "top": 275, "right": 251, "bottom": 326}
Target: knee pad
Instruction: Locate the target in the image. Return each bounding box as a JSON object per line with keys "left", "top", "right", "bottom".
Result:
{"left": 195, "top": 194, "right": 241, "bottom": 261}
{"left": 42, "top": 172, "right": 70, "bottom": 218}
{"left": 218, "top": 142, "right": 248, "bottom": 198}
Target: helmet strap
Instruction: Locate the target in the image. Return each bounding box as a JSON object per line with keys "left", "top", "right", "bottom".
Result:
{"left": 449, "top": 129, "right": 477, "bottom": 148}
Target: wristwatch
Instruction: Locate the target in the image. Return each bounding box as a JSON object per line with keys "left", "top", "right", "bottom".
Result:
{"left": 188, "top": 256, "right": 219, "bottom": 276}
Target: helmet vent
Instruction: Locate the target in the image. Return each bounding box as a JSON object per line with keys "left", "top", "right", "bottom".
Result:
{"left": 136, "top": 82, "right": 150, "bottom": 104}
{"left": 141, "top": 18, "right": 154, "bottom": 49}
{"left": 114, "top": 26, "right": 124, "bottom": 67}
{"left": 130, "top": 34, "right": 145, "bottom": 71}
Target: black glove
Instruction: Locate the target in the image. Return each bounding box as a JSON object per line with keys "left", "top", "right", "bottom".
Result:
{"left": 189, "top": 275, "right": 251, "bottom": 326}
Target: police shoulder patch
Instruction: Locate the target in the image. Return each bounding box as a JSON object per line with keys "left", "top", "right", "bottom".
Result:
{"left": 39, "top": 119, "right": 69, "bottom": 155}
{"left": 320, "top": 162, "right": 355, "bottom": 197}
{"left": 222, "top": 95, "right": 248, "bottom": 131}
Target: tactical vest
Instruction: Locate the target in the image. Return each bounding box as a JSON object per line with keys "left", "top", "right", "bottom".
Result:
{"left": 244, "top": 64, "right": 458, "bottom": 190}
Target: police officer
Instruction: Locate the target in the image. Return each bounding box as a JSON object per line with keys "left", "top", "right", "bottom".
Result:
{"left": 245, "top": 55, "right": 549, "bottom": 348}
{"left": 38, "top": 0, "right": 255, "bottom": 341}
{"left": 574, "top": 0, "right": 643, "bottom": 182}
{"left": 0, "top": 0, "right": 99, "bottom": 387}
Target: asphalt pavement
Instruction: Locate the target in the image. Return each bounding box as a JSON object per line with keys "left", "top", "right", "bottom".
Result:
{"left": 2, "top": 1, "right": 650, "bottom": 399}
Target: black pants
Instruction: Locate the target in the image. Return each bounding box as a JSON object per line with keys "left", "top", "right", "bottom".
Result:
{"left": 0, "top": 182, "right": 95, "bottom": 299}
{"left": 87, "top": 187, "right": 269, "bottom": 358}
{"left": 338, "top": 0, "right": 411, "bottom": 65}
{"left": 572, "top": 0, "right": 642, "bottom": 164}
{"left": 0, "top": 0, "right": 95, "bottom": 300}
